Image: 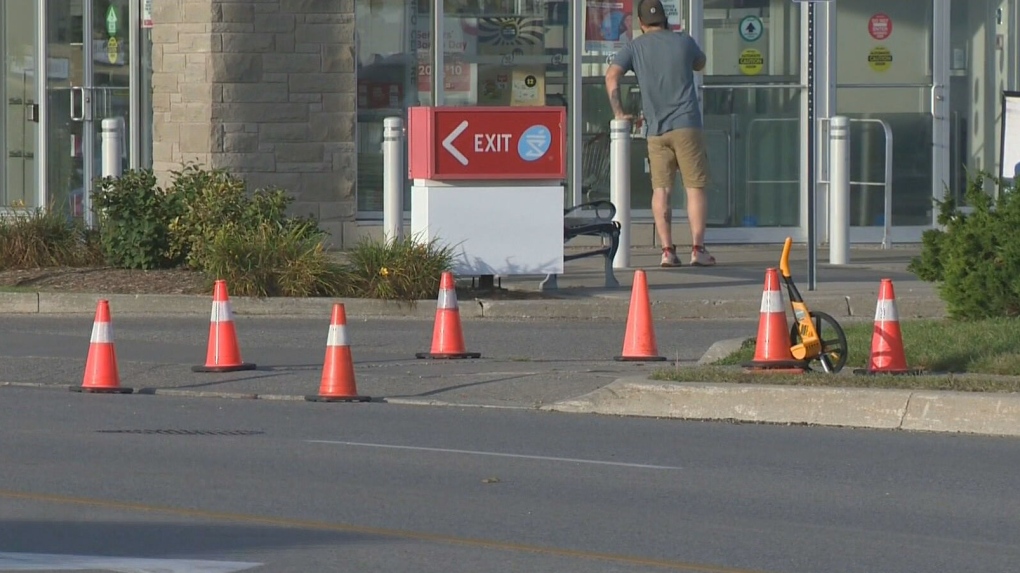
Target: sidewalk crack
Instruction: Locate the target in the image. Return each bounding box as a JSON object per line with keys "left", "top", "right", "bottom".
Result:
{"left": 899, "top": 391, "right": 916, "bottom": 430}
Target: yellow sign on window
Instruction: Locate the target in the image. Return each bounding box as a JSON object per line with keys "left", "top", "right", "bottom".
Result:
{"left": 107, "top": 37, "right": 119, "bottom": 64}
{"left": 738, "top": 48, "right": 763, "bottom": 76}
{"left": 868, "top": 46, "right": 892, "bottom": 72}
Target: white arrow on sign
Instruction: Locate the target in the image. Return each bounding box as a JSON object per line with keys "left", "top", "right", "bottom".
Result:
{"left": 0, "top": 552, "right": 261, "bottom": 572}
{"left": 442, "top": 120, "right": 470, "bottom": 166}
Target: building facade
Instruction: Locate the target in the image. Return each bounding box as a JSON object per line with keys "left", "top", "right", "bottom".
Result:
{"left": 1, "top": 0, "right": 1016, "bottom": 247}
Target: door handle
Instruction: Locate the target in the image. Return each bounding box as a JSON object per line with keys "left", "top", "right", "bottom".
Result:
{"left": 69, "top": 86, "right": 90, "bottom": 122}
{"left": 930, "top": 84, "right": 946, "bottom": 120}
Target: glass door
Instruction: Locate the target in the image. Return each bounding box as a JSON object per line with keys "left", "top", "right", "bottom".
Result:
{"left": 44, "top": 0, "right": 130, "bottom": 225}
{"left": 828, "top": 0, "right": 948, "bottom": 244}
{"left": 694, "top": 0, "right": 805, "bottom": 241}
{"left": 1, "top": 0, "right": 39, "bottom": 210}
{"left": 947, "top": 0, "right": 1010, "bottom": 204}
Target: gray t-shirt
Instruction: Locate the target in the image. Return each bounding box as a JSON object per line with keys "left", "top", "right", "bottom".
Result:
{"left": 612, "top": 30, "right": 706, "bottom": 136}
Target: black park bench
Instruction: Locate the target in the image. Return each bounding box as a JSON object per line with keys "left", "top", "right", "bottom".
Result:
{"left": 539, "top": 199, "right": 621, "bottom": 291}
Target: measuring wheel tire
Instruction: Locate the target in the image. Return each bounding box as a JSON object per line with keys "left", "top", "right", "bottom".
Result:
{"left": 789, "top": 310, "right": 849, "bottom": 373}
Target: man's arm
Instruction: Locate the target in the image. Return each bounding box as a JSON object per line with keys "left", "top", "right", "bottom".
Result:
{"left": 693, "top": 53, "right": 706, "bottom": 72}
{"left": 605, "top": 45, "right": 633, "bottom": 119}
{"left": 691, "top": 37, "right": 707, "bottom": 72}
{"left": 605, "top": 64, "right": 628, "bottom": 119}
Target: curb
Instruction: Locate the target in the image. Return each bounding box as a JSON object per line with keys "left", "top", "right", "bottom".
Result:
{"left": 0, "top": 291, "right": 948, "bottom": 320}
{"left": 1, "top": 382, "right": 533, "bottom": 411}
{"left": 9, "top": 378, "right": 1016, "bottom": 437}
{"left": 540, "top": 377, "right": 1020, "bottom": 437}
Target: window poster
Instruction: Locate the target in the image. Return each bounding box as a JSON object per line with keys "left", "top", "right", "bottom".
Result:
{"left": 415, "top": 17, "right": 479, "bottom": 105}
{"left": 659, "top": 0, "right": 684, "bottom": 32}
{"left": 585, "top": 1, "right": 635, "bottom": 52}
{"left": 477, "top": 16, "right": 546, "bottom": 106}
{"left": 1000, "top": 91, "right": 1020, "bottom": 180}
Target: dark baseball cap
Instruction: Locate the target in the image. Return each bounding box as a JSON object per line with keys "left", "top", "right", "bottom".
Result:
{"left": 638, "top": 0, "right": 668, "bottom": 27}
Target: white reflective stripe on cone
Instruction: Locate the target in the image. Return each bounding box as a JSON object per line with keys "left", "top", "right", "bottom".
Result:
{"left": 210, "top": 301, "right": 233, "bottom": 323}
{"left": 326, "top": 324, "right": 350, "bottom": 347}
{"left": 437, "top": 288, "right": 458, "bottom": 310}
{"left": 875, "top": 299, "right": 899, "bottom": 322}
{"left": 90, "top": 321, "right": 112, "bottom": 344}
{"left": 759, "top": 290, "right": 783, "bottom": 313}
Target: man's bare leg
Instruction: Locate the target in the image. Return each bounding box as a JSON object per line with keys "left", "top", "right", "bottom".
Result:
{"left": 685, "top": 186, "right": 706, "bottom": 246}
{"left": 653, "top": 187, "right": 681, "bottom": 266}
{"left": 652, "top": 187, "right": 673, "bottom": 247}
{"left": 685, "top": 185, "right": 716, "bottom": 265}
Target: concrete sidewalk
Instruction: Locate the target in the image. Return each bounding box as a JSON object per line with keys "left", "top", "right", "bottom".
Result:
{"left": 0, "top": 243, "right": 945, "bottom": 320}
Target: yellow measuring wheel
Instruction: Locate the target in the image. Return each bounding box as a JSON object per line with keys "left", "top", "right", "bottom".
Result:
{"left": 778, "top": 237, "right": 849, "bottom": 373}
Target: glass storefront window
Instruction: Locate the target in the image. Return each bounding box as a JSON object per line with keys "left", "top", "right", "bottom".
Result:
{"left": 579, "top": 0, "right": 803, "bottom": 226}
{"left": 947, "top": 0, "right": 1009, "bottom": 206}
{"left": 43, "top": 0, "right": 132, "bottom": 222}
{"left": 355, "top": 1, "right": 430, "bottom": 216}
{"left": 2, "top": 0, "right": 39, "bottom": 209}
{"left": 355, "top": 1, "right": 570, "bottom": 216}
{"left": 835, "top": 0, "right": 935, "bottom": 227}
{"left": 701, "top": 0, "right": 802, "bottom": 228}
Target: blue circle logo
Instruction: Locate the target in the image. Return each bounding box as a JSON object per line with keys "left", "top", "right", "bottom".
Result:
{"left": 518, "top": 125, "right": 552, "bottom": 162}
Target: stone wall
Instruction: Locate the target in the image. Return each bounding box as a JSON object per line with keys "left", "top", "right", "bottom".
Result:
{"left": 150, "top": 0, "right": 357, "bottom": 245}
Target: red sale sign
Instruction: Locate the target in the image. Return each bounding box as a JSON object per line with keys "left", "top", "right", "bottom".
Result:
{"left": 408, "top": 106, "right": 566, "bottom": 180}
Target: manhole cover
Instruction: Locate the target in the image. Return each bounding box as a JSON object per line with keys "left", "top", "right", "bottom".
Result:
{"left": 96, "top": 429, "right": 265, "bottom": 436}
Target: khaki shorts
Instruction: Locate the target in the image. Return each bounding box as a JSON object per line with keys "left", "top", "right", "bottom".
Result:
{"left": 646, "top": 128, "right": 711, "bottom": 190}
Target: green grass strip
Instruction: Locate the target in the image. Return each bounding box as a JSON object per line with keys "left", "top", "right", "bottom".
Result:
{"left": 653, "top": 318, "right": 1020, "bottom": 391}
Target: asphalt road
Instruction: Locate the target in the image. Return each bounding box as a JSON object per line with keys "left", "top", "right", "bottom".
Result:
{"left": 0, "top": 315, "right": 756, "bottom": 406}
{"left": 1, "top": 386, "right": 1019, "bottom": 573}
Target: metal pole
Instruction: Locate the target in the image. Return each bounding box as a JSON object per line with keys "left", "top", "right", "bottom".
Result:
{"left": 129, "top": 0, "right": 140, "bottom": 169}
{"left": 101, "top": 117, "right": 123, "bottom": 180}
{"left": 432, "top": 2, "right": 444, "bottom": 106}
{"left": 569, "top": 0, "right": 583, "bottom": 207}
{"left": 610, "top": 118, "right": 631, "bottom": 270}
{"left": 806, "top": 0, "right": 817, "bottom": 290}
{"left": 828, "top": 116, "right": 850, "bottom": 265}
{"left": 382, "top": 116, "right": 404, "bottom": 244}
{"left": 82, "top": 6, "right": 95, "bottom": 229}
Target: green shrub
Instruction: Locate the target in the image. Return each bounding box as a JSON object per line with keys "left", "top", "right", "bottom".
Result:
{"left": 48, "top": 162, "right": 454, "bottom": 301}
{"left": 165, "top": 164, "right": 250, "bottom": 271}
{"left": 0, "top": 207, "right": 102, "bottom": 269}
{"left": 203, "top": 220, "right": 351, "bottom": 298}
{"left": 343, "top": 235, "right": 454, "bottom": 301}
{"left": 908, "top": 171, "right": 1020, "bottom": 319}
{"left": 165, "top": 163, "right": 319, "bottom": 272}
{"left": 91, "top": 169, "right": 178, "bottom": 269}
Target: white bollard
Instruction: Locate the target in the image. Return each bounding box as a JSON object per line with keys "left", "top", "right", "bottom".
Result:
{"left": 610, "top": 118, "right": 631, "bottom": 270}
{"left": 94, "top": 117, "right": 124, "bottom": 229}
{"left": 382, "top": 117, "right": 405, "bottom": 244}
{"left": 829, "top": 116, "right": 850, "bottom": 265}
{"left": 101, "top": 117, "right": 123, "bottom": 180}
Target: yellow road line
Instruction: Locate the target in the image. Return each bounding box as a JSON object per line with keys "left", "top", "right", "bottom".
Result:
{"left": 0, "top": 489, "right": 775, "bottom": 573}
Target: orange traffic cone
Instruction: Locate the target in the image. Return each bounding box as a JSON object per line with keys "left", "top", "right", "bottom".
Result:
{"left": 855, "top": 279, "right": 919, "bottom": 375}
{"left": 743, "top": 268, "right": 807, "bottom": 372}
{"left": 416, "top": 271, "right": 481, "bottom": 359}
{"left": 192, "top": 280, "right": 256, "bottom": 373}
{"left": 71, "top": 300, "right": 133, "bottom": 394}
{"left": 306, "top": 303, "right": 371, "bottom": 403}
{"left": 614, "top": 270, "right": 666, "bottom": 361}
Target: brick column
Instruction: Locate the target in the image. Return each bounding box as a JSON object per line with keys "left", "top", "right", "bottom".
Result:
{"left": 151, "top": 0, "right": 357, "bottom": 244}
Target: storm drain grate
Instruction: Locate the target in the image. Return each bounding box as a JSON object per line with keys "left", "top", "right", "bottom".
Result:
{"left": 96, "top": 429, "right": 265, "bottom": 436}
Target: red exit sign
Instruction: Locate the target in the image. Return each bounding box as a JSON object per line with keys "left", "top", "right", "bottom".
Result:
{"left": 408, "top": 106, "right": 566, "bottom": 181}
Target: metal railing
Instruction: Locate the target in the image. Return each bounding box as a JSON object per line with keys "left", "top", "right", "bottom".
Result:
{"left": 817, "top": 117, "right": 894, "bottom": 249}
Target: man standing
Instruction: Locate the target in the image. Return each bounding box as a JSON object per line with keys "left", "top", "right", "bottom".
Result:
{"left": 605, "top": 0, "right": 715, "bottom": 268}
